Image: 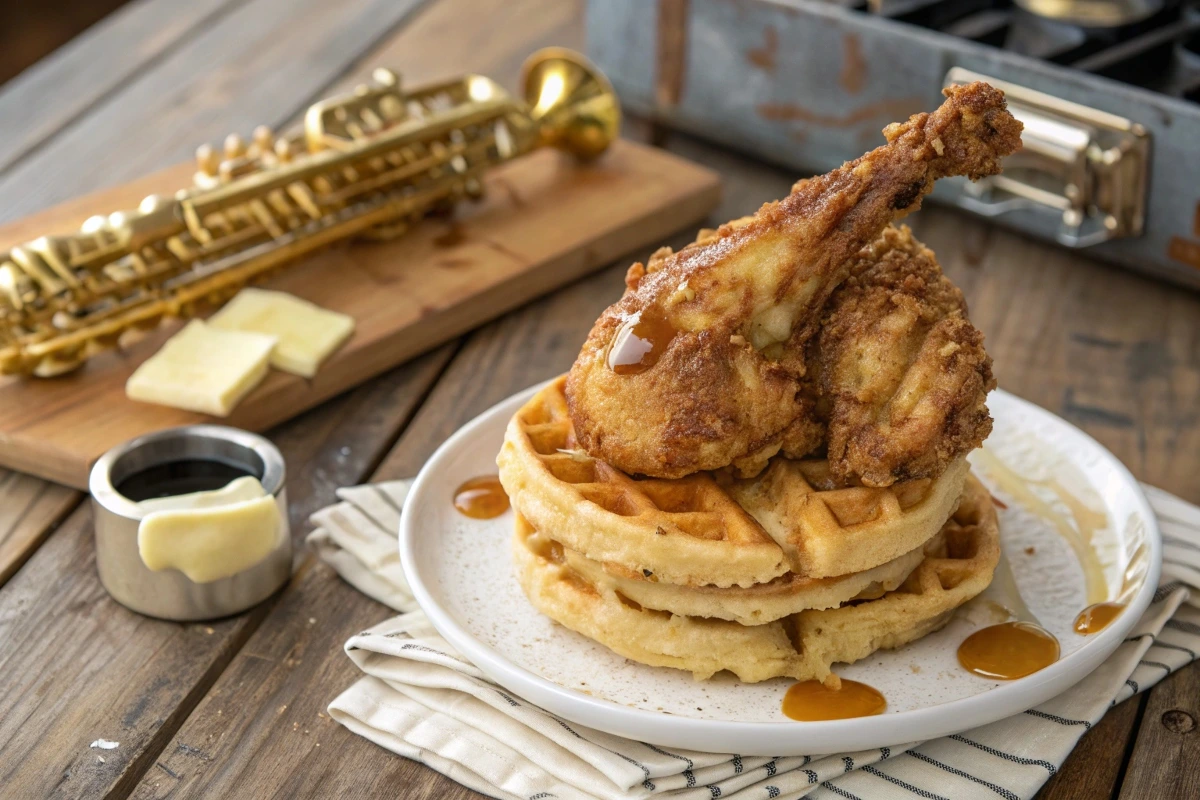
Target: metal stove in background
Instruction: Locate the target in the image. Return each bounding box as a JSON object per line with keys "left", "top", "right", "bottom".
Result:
{"left": 586, "top": 0, "right": 1200, "bottom": 289}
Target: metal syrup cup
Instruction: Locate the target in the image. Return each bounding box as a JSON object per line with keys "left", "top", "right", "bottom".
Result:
{"left": 89, "top": 425, "right": 291, "bottom": 620}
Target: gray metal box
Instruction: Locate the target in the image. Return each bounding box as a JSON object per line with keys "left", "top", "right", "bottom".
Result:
{"left": 587, "top": 0, "right": 1200, "bottom": 289}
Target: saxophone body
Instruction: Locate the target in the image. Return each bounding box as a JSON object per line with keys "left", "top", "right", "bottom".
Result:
{"left": 0, "top": 48, "right": 619, "bottom": 376}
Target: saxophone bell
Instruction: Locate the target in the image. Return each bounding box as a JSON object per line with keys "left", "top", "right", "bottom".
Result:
{"left": 521, "top": 47, "right": 619, "bottom": 161}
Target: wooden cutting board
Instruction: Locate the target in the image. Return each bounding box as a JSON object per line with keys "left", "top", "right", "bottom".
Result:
{"left": 0, "top": 140, "right": 720, "bottom": 488}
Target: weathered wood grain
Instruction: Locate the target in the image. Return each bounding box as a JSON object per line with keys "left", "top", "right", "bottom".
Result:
{"left": 0, "top": 0, "right": 238, "bottom": 175}
{"left": 0, "top": 469, "right": 80, "bottom": 586}
{"left": 1117, "top": 663, "right": 1200, "bottom": 800}
{"left": 0, "top": 0, "right": 429, "bottom": 222}
{"left": 0, "top": 347, "right": 453, "bottom": 800}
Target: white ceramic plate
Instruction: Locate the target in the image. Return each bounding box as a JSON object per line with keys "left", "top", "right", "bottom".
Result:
{"left": 400, "top": 383, "right": 1161, "bottom": 755}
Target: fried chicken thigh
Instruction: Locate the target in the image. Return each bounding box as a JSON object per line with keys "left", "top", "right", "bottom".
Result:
{"left": 815, "top": 225, "right": 995, "bottom": 487}
{"left": 566, "top": 82, "right": 1021, "bottom": 480}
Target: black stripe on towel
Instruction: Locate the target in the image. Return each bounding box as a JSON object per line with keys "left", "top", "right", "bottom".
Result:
{"left": 1150, "top": 641, "right": 1198, "bottom": 659}
{"left": 611, "top": 752, "right": 649, "bottom": 780}
{"left": 862, "top": 765, "right": 951, "bottom": 800}
{"left": 1166, "top": 618, "right": 1200, "bottom": 636}
{"left": 819, "top": 782, "right": 862, "bottom": 799}
{"left": 553, "top": 719, "right": 581, "bottom": 738}
{"left": 908, "top": 751, "right": 1020, "bottom": 800}
{"left": 644, "top": 743, "right": 694, "bottom": 770}
{"left": 371, "top": 484, "right": 405, "bottom": 515}
{"left": 1137, "top": 660, "right": 1173, "bottom": 674}
{"left": 1161, "top": 534, "right": 1200, "bottom": 552}
{"left": 1022, "top": 710, "right": 1091, "bottom": 730}
{"left": 950, "top": 734, "right": 1057, "bottom": 774}
{"left": 1153, "top": 582, "right": 1186, "bottom": 602}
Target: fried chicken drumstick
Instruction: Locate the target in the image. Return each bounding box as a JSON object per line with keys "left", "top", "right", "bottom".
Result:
{"left": 566, "top": 82, "right": 1021, "bottom": 481}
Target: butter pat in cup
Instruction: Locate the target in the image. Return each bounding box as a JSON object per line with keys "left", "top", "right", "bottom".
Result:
{"left": 90, "top": 426, "right": 291, "bottom": 620}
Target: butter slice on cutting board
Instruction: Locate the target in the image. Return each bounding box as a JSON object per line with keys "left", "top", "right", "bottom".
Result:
{"left": 138, "top": 477, "right": 282, "bottom": 583}
{"left": 208, "top": 288, "right": 355, "bottom": 379}
{"left": 126, "top": 319, "right": 276, "bottom": 416}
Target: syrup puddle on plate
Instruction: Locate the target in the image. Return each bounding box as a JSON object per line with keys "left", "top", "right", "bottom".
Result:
{"left": 957, "top": 621, "right": 1061, "bottom": 680}
{"left": 782, "top": 678, "right": 886, "bottom": 721}
{"left": 1074, "top": 601, "right": 1125, "bottom": 634}
{"left": 453, "top": 475, "right": 510, "bottom": 519}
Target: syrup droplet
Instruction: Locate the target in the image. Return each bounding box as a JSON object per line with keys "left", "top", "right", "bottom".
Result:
{"left": 606, "top": 308, "right": 676, "bottom": 375}
{"left": 958, "top": 621, "right": 1060, "bottom": 680}
{"left": 1074, "top": 602, "right": 1125, "bottom": 634}
{"left": 453, "top": 475, "right": 509, "bottom": 519}
{"left": 781, "top": 679, "right": 886, "bottom": 721}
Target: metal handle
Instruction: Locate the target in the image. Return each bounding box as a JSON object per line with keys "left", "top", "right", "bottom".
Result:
{"left": 944, "top": 67, "right": 1150, "bottom": 248}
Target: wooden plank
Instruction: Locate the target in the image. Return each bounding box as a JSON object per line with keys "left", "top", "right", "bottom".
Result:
{"left": 0, "top": 140, "right": 720, "bottom": 488}
{"left": 0, "top": 346, "right": 455, "bottom": 800}
{"left": 0, "top": 0, "right": 239, "bottom": 175}
{"left": 1117, "top": 664, "right": 1200, "bottom": 799}
{"left": 0, "top": 469, "right": 80, "bottom": 585}
{"left": 0, "top": 0, "right": 429, "bottom": 223}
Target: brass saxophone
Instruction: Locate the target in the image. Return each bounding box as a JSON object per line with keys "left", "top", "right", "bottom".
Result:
{"left": 0, "top": 48, "right": 619, "bottom": 376}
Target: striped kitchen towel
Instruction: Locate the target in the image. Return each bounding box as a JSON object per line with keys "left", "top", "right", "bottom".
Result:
{"left": 311, "top": 481, "right": 1200, "bottom": 800}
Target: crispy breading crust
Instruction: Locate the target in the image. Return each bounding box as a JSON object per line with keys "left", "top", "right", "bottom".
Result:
{"left": 816, "top": 225, "right": 996, "bottom": 486}
{"left": 566, "top": 82, "right": 1021, "bottom": 480}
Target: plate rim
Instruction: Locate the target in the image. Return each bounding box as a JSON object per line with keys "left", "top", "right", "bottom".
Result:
{"left": 399, "top": 383, "right": 1163, "bottom": 754}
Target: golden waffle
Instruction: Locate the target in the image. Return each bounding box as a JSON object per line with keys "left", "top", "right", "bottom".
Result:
{"left": 513, "top": 474, "right": 1000, "bottom": 683}
{"left": 498, "top": 377, "right": 968, "bottom": 587}
{"left": 726, "top": 456, "right": 969, "bottom": 577}
{"left": 562, "top": 537, "right": 928, "bottom": 625}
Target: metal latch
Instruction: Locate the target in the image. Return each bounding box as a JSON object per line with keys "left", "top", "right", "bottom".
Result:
{"left": 944, "top": 67, "right": 1150, "bottom": 248}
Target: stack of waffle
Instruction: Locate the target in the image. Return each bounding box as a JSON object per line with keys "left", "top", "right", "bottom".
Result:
{"left": 498, "top": 377, "right": 1000, "bottom": 684}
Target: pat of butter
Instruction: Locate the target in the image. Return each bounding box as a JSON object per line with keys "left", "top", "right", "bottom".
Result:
{"left": 126, "top": 320, "right": 276, "bottom": 417}
{"left": 208, "top": 288, "right": 355, "bottom": 379}
{"left": 137, "top": 478, "right": 282, "bottom": 583}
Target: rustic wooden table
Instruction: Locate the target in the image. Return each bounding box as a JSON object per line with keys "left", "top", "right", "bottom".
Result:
{"left": 1, "top": 1, "right": 1197, "bottom": 798}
